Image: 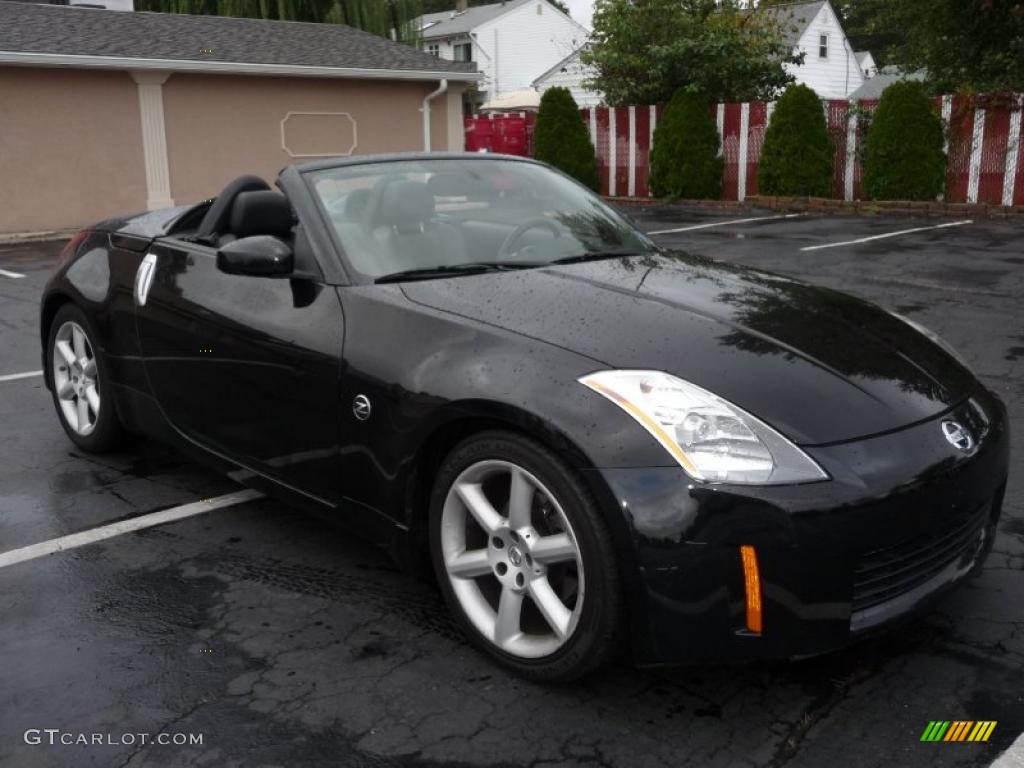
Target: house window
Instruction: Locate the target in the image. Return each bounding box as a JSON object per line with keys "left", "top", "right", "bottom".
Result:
{"left": 819, "top": 34, "right": 828, "bottom": 58}
{"left": 427, "top": 43, "right": 440, "bottom": 57}
{"left": 453, "top": 42, "right": 472, "bottom": 63}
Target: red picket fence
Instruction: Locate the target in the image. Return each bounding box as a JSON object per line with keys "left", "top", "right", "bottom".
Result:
{"left": 464, "top": 112, "right": 536, "bottom": 156}
{"left": 576, "top": 96, "right": 1024, "bottom": 205}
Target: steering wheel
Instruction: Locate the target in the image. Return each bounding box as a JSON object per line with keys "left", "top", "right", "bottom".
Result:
{"left": 497, "top": 217, "right": 562, "bottom": 259}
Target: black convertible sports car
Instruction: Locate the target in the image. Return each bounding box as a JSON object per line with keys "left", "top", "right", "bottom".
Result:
{"left": 41, "top": 153, "right": 1009, "bottom": 680}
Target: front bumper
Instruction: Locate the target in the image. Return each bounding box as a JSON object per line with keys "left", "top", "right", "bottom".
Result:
{"left": 591, "top": 387, "right": 1010, "bottom": 665}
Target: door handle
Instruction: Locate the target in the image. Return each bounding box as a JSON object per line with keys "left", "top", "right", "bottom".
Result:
{"left": 134, "top": 253, "right": 158, "bottom": 307}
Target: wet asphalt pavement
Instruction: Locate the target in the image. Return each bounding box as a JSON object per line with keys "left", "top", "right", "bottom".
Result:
{"left": 1, "top": 210, "right": 1022, "bottom": 768}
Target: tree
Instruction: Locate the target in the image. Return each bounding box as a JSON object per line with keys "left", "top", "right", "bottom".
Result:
{"left": 648, "top": 90, "right": 722, "bottom": 199}
{"left": 135, "top": 0, "right": 426, "bottom": 43}
{"left": 582, "top": 0, "right": 802, "bottom": 106}
{"left": 833, "top": 0, "right": 905, "bottom": 68}
{"left": 422, "top": 0, "right": 569, "bottom": 12}
{"left": 534, "top": 88, "right": 599, "bottom": 191}
{"left": 893, "top": 0, "right": 1024, "bottom": 93}
{"left": 862, "top": 81, "right": 946, "bottom": 200}
{"left": 836, "top": 0, "right": 1024, "bottom": 92}
{"left": 137, "top": 0, "right": 572, "bottom": 46}
{"left": 758, "top": 84, "right": 833, "bottom": 197}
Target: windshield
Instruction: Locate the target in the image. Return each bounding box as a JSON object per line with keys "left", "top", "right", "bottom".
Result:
{"left": 306, "top": 158, "right": 655, "bottom": 280}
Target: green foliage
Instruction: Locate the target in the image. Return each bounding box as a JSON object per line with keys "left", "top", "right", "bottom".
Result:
{"left": 533, "top": 88, "right": 599, "bottom": 191}
{"left": 135, "top": 0, "right": 425, "bottom": 43}
{"left": 758, "top": 84, "right": 833, "bottom": 197}
{"left": 833, "top": 0, "right": 904, "bottom": 67}
{"left": 582, "top": 0, "right": 801, "bottom": 106}
{"left": 648, "top": 90, "right": 722, "bottom": 200}
{"left": 836, "top": 0, "right": 1024, "bottom": 92}
{"left": 862, "top": 81, "right": 946, "bottom": 201}
{"left": 137, "top": 0, "right": 572, "bottom": 48}
{"left": 421, "top": 0, "right": 569, "bottom": 13}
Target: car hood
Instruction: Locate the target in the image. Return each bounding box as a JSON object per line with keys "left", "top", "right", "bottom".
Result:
{"left": 400, "top": 252, "right": 976, "bottom": 445}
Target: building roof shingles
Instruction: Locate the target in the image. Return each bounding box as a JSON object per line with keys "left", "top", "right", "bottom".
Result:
{"left": 418, "top": 0, "right": 530, "bottom": 39}
{"left": 756, "top": 0, "right": 826, "bottom": 47}
{"left": 848, "top": 66, "right": 927, "bottom": 100}
{"left": 0, "top": 1, "right": 476, "bottom": 75}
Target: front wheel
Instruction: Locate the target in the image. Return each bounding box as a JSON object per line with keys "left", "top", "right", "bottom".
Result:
{"left": 429, "top": 431, "right": 623, "bottom": 681}
{"left": 47, "top": 303, "right": 126, "bottom": 453}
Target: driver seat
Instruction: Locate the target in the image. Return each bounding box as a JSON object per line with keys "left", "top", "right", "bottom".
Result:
{"left": 370, "top": 181, "right": 466, "bottom": 270}
{"left": 193, "top": 174, "right": 271, "bottom": 246}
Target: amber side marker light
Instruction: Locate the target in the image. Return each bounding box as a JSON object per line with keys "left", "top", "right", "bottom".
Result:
{"left": 740, "top": 545, "right": 763, "bottom": 634}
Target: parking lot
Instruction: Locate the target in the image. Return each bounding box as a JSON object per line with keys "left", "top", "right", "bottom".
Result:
{"left": 1, "top": 209, "right": 1022, "bottom": 768}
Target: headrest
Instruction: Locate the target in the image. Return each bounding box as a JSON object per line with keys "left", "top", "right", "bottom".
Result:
{"left": 374, "top": 181, "right": 435, "bottom": 232}
{"left": 344, "top": 188, "right": 371, "bottom": 220}
{"left": 195, "top": 174, "right": 270, "bottom": 243}
{"left": 229, "top": 191, "right": 294, "bottom": 239}
{"left": 427, "top": 172, "right": 466, "bottom": 198}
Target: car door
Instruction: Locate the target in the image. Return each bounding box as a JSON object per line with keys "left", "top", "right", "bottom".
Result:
{"left": 132, "top": 230, "right": 345, "bottom": 504}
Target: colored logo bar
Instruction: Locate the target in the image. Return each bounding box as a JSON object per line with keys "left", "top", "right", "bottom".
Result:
{"left": 920, "top": 721, "right": 997, "bottom": 742}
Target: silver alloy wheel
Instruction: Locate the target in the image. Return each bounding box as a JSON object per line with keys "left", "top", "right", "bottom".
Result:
{"left": 441, "top": 460, "right": 585, "bottom": 658}
{"left": 52, "top": 320, "right": 100, "bottom": 436}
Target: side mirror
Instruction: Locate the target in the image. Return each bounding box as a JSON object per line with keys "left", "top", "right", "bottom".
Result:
{"left": 216, "top": 235, "right": 293, "bottom": 277}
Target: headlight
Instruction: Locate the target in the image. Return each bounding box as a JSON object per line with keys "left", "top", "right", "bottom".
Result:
{"left": 579, "top": 370, "right": 828, "bottom": 485}
{"left": 891, "top": 313, "right": 969, "bottom": 368}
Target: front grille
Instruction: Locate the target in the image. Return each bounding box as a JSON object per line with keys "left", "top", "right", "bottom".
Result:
{"left": 852, "top": 504, "right": 989, "bottom": 612}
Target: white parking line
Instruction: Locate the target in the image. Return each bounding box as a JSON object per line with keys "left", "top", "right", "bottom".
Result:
{"left": 990, "top": 730, "right": 1024, "bottom": 768}
{"left": 0, "top": 489, "right": 263, "bottom": 570}
{"left": 0, "top": 268, "right": 26, "bottom": 279}
{"left": 0, "top": 370, "right": 43, "bottom": 383}
{"left": 800, "top": 220, "right": 973, "bottom": 252}
{"left": 646, "top": 213, "right": 804, "bottom": 235}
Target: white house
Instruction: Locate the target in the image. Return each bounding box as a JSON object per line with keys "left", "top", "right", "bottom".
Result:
{"left": 855, "top": 50, "right": 878, "bottom": 80}
{"left": 417, "top": 0, "right": 588, "bottom": 108}
{"left": 761, "top": 0, "right": 866, "bottom": 99}
{"left": 848, "top": 65, "right": 927, "bottom": 100}
{"left": 531, "top": 46, "right": 602, "bottom": 107}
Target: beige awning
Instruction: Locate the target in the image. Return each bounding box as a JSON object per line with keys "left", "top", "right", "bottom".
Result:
{"left": 480, "top": 89, "right": 542, "bottom": 112}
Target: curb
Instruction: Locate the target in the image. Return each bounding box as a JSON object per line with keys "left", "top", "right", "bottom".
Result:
{"left": 608, "top": 196, "right": 1024, "bottom": 221}
{"left": 746, "top": 197, "right": 1024, "bottom": 220}
{"left": 0, "top": 229, "right": 76, "bottom": 246}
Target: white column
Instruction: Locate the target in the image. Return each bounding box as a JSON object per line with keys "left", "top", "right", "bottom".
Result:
{"left": 941, "top": 94, "right": 953, "bottom": 154}
{"left": 716, "top": 103, "right": 725, "bottom": 156}
{"left": 627, "top": 106, "right": 636, "bottom": 198}
{"left": 648, "top": 104, "right": 657, "bottom": 198}
{"left": 967, "top": 107, "right": 986, "bottom": 204}
{"left": 844, "top": 101, "right": 858, "bottom": 201}
{"left": 446, "top": 88, "right": 464, "bottom": 151}
{"left": 588, "top": 106, "right": 597, "bottom": 148}
{"left": 1002, "top": 95, "right": 1022, "bottom": 207}
{"left": 737, "top": 103, "right": 749, "bottom": 202}
{"left": 608, "top": 107, "right": 617, "bottom": 197}
{"left": 131, "top": 71, "right": 174, "bottom": 210}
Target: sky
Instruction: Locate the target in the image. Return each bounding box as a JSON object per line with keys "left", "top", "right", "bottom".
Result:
{"left": 561, "top": 0, "right": 594, "bottom": 30}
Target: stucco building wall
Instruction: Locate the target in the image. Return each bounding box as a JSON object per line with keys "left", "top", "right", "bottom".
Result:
{"left": 0, "top": 68, "right": 148, "bottom": 234}
{"left": 0, "top": 66, "right": 465, "bottom": 235}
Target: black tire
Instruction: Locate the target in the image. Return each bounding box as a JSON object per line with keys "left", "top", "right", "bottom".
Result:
{"left": 46, "top": 303, "right": 127, "bottom": 453}
{"left": 428, "top": 430, "right": 623, "bottom": 681}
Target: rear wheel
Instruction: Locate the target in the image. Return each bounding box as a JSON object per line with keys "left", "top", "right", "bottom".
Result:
{"left": 47, "top": 303, "right": 126, "bottom": 453}
{"left": 429, "top": 431, "right": 622, "bottom": 680}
